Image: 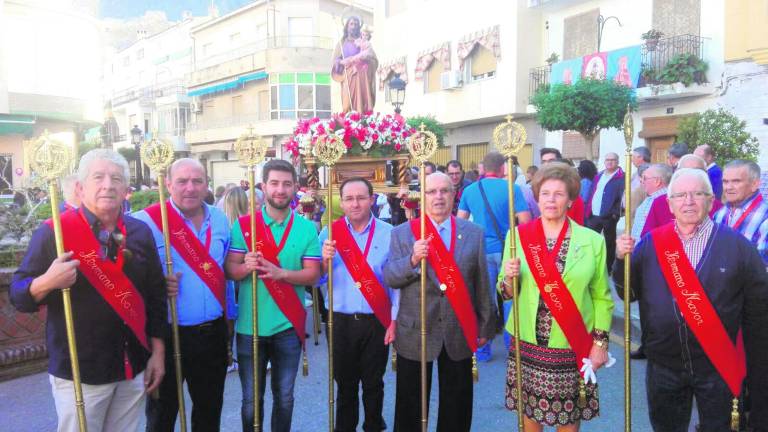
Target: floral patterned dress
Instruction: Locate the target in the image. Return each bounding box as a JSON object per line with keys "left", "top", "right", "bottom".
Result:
{"left": 505, "top": 237, "right": 609, "bottom": 426}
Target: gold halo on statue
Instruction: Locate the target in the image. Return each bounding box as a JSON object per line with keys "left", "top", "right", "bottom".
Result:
{"left": 493, "top": 115, "right": 527, "bottom": 158}
{"left": 234, "top": 126, "right": 268, "bottom": 167}
{"left": 313, "top": 134, "right": 346, "bottom": 167}
{"left": 623, "top": 105, "right": 634, "bottom": 150}
{"left": 407, "top": 123, "right": 438, "bottom": 165}
{"left": 141, "top": 132, "right": 175, "bottom": 172}
{"left": 29, "top": 129, "right": 73, "bottom": 181}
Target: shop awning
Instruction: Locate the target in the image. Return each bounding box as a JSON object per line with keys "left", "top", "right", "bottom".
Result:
{"left": 188, "top": 71, "right": 268, "bottom": 97}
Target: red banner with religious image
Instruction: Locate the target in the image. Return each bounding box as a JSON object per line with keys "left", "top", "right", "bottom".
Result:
{"left": 239, "top": 211, "right": 306, "bottom": 344}
{"left": 332, "top": 218, "right": 392, "bottom": 327}
{"left": 145, "top": 201, "right": 226, "bottom": 308}
{"left": 410, "top": 217, "right": 478, "bottom": 352}
{"left": 650, "top": 223, "right": 746, "bottom": 397}
{"left": 519, "top": 218, "right": 592, "bottom": 374}
{"left": 46, "top": 210, "right": 149, "bottom": 350}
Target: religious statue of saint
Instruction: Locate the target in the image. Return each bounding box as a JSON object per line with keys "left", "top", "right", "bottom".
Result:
{"left": 332, "top": 17, "right": 378, "bottom": 113}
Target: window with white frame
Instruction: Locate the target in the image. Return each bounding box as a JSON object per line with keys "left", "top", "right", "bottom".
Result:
{"left": 270, "top": 72, "right": 332, "bottom": 120}
{"left": 464, "top": 45, "right": 497, "bottom": 83}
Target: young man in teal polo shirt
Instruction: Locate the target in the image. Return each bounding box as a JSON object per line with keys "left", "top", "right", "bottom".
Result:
{"left": 225, "top": 159, "right": 322, "bottom": 432}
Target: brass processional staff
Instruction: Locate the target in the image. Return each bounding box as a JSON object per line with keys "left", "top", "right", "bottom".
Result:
{"left": 492, "top": 115, "right": 527, "bottom": 432}
{"left": 140, "top": 134, "right": 187, "bottom": 432}
{"left": 406, "top": 124, "right": 438, "bottom": 432}
{"left": 621, "top": 106, "right": 634, "bottom": 432}
{"left": 29, "top": 131, "right": 87, "bottom": 432}
{"left": 233, "top": 127, "right": 269, "bottom": 432}
{"left": 313, "top": 133, "right": 347, "bottom": 432}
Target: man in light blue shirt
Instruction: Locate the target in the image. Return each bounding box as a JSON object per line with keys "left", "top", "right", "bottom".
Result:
{"left": 457, "top": 152, "right": 531, "bottom": 360}
{"left": 319, "top": 177, "right": 398, "bottom": 432}
{"left": 133, "top": 158, "right": 232, "bottom": 431}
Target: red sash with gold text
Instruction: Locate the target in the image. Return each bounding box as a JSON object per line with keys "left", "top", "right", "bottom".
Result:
{"left": 239, "top": 211, "right": 306, "bottom": 344}
{"left": 332, "top": 218, "right": 391, "bottom": 328}
{"left": 145, "top": 202, "right": 226, "bottom": 308}
{"left": 519, "top": 219, "right": 592, "bottom": 373}
{"left": 410, "top": 217, "right": 478, "bottom": 352}
{"left": 46, "top": 210, "right": 149, "bottom": 350}
{"left": 650, "top": 223, "right": 746, "bottom": 397}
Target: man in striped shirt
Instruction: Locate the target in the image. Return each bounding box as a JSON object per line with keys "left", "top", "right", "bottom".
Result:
{"left": 714, "top": 160, "right": 768, "bottom": 264}
{"left": 632, "top": 164, "right": 672, "bottom": 240}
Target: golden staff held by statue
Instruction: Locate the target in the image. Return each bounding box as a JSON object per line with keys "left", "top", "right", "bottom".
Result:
{"left": 406, "top": 123, "right": 438, "bottom": 432}
{"left": 30, "top": 130, "right": 87, "bottom": 432}
{"left": 140, "top": 133, "right": 187, "bottom": 432}
{"left": 492, "top": 115, "right": 527, "bottom": 432}
{"left": 234, "top": 127, "right": 269, "bottom": 432}
{"left": 621, "top": 106, "right": 634, "bottom": 432}
{"left": 313, "top": 133, "right": 347, "bottom": 432}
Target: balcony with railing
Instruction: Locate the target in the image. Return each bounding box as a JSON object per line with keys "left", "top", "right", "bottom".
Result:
{"left": 191, "top": 35, "right": 335, "bottom": 87}
{"left": 528, "top": 65, "right": 550, "bottom": 100}
{"left": 527, "top": 34, "right": 711, "bottom": 105}
{"left": 111, "top": 80, "right": 187, "bottom": 107}
{"left": 185, "top": 112, "right": 295, "bottom": 148}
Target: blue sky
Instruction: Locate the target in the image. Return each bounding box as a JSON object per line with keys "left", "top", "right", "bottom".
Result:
{"left": 99, "top": 0, "right": 254, "bottom": 20}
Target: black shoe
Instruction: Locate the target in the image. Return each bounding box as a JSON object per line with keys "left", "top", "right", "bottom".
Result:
{"left": 629, "top": 347, "right": 646, "bottom": 360}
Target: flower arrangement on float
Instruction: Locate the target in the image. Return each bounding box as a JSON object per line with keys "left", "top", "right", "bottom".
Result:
{"left": 284, "top": 110, "right": 417, "bottom": 159}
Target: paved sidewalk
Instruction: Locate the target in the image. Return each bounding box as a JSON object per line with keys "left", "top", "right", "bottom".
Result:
{"left": 0, "top": 328, "right": 657, "bottom": 431}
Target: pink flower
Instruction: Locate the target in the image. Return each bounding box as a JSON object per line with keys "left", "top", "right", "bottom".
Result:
{"left": 372, "top": 133, "right": 379, "bottom": 141}
{"left": 394, "top": 143, "right": 402, "bottom": 151}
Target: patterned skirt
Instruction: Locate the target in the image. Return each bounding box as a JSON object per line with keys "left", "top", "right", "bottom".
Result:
{"left": 505, "top": 339, "right": 600, "bottom": 426}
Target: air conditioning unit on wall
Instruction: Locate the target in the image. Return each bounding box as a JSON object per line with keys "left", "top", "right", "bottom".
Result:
{"left": 440, "top": 70, "right": 463, "bottom": 90}
{"left": 191, "top": 102, "right": 202, "bottom": 113}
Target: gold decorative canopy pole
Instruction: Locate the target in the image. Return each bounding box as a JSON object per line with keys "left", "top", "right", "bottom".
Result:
{"left": 140, "top": 133, "right": 186, "bottom": 432}
{"left": 30, "top": 131, "right": 87, "bottom": 432}
{"left": 234, "top": 127, "right": 268, "bottom": 432}
{"left": 493, "top": 115, "right": 527, "bottom": 432}
{"left": 621, "top": 106, "right": 634, "bottom": 432}
{"left": 406, "top": 124, "right": 438, "bottom": 432}
{"left": 313, "top": 133, "right": 347, "bottom": 432}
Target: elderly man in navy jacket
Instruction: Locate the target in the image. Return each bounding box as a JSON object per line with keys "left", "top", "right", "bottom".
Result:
{"left": 613, "top": 168, "right": 768, "bottom": 432}
{"left": 586, "top": 152, "right": 625, "bottom": 270}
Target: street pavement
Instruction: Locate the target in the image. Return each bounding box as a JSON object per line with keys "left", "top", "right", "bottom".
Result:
{"left": 1, "top": 301, "right": 697, "bottom": 431}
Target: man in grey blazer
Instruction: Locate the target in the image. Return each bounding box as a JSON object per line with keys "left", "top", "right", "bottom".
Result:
{"left": 384, "top": 172, "right": 494, "bottom": 432}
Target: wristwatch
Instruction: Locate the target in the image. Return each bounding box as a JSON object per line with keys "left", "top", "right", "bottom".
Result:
{"left": 593, "top": 339, "right": 607, "bottom": 349}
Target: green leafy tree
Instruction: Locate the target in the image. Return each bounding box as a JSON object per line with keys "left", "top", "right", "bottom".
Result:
{"left": 406, "top": 115, "right": 446, "bottom": 147}
{"left": 677, "top": 108, "right": 759, "bottom": 166}
{"left": 117, "top": 147, "right": 138, "bottom": 162}
{"left": 531, "top": 78, "right": 637, "bottom": 161}
{"left": 129, "top": 189, "right": 160, "bottom": 211}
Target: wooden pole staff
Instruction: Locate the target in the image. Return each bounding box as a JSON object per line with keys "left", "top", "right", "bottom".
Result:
{"left": 234, "top": 127, "right": 268, "bottom": 432}
{"left": 313, "top": 133, "right": 346, "bottom": 432}
{"left": 30, "top": 131, "right": 88, "bottom": 432}
{"left": 622, "top": 106, "right": 634, "bottom": 432}
{"left": 493, "top": 116, "right": 527, "bottom": 432}
{"left": 406, "top": 124, "right": 438, "bottom": 432}
{"left": 141, "top": 134, "right": 186, "bottom": 432}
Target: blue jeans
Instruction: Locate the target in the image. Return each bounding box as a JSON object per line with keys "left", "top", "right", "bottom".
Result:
{"left": 646, "top": 360, "right": 737, "bottom": 432}
{"left": 477, "top": 252, "right": 503, "bottom": 360}
{"left": 237, "top": 329, "right": 301, "bottom": 432}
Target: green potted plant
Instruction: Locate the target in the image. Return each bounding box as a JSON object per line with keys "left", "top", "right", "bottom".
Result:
{"left": 641, "top": 29, "right": 664, "bottom": 51}
{"left": 545, "top": 52, "right": 560, "bottom": 68}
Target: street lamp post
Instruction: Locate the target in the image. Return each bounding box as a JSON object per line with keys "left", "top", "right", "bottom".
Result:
{"left": 130, "top": 125, "right": 144, "bottom": 187}
{"left": 388, "top": 73, "right": 407, "bottom": 115}
{"left": 386, "top": 74, "right": 407, "bottom": 185}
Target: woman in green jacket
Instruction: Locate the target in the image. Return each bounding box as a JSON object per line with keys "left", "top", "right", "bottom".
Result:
{"left": 500, "top": 162, "right": 615, "bottom": 431}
